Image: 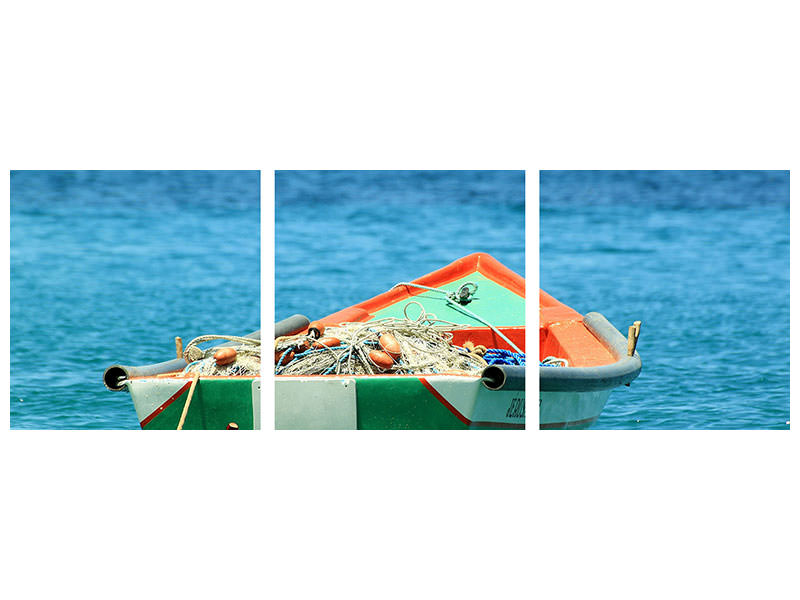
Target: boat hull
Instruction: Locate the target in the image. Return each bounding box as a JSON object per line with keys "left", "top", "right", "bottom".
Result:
{"left": 539, "top": 389, "right": 612, "bottom": 429}
{"left": 275, "top": 254, "right": 526, "bottom": 430}
{"left": 127, "top": 377, "right": 261, "bottom": 430}
{"left": 275, "top": 374, "right": 525, "bottom": 430}
{"left": 539, "top": 307, "right": 641, "bottom": 429}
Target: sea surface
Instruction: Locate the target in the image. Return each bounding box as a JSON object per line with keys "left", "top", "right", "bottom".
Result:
{"left": 275, "top": 170, "right": 525, "bottom": 322}
{"left": 540, "top": 170, "right": 790, "bottom": 429}
{"left": 10, "top": 171, "right": 260, "bottom": 429}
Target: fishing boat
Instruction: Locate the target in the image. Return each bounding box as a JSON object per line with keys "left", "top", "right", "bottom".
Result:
{"left": 275, "top": 253, "right": 526, "bottom": 429}
{"left": 539, "top": 290, "right": 642, "bottom": 429}
{"left": 104, "top": 332, "right": 261, "bottom": 430}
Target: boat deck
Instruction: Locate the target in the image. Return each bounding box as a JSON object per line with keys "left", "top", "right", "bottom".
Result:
{"left": 321, "top": 253, "right": 525, "bottom": 330}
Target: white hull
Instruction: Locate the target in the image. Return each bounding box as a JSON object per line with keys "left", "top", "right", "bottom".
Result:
{"left": 275, "top": 374, "right": 525, "bottom": 430}
{"left": 539, "top": 389, "right": 612, "bottom": 429}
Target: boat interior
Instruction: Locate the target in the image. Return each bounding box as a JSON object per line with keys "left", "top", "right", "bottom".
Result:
{"left": 320, "top": 253, "right": 525, "bottom": 330}
{"left": 539, "top": 290, "right": 615, "bottom": 367}
{"left": 316, "top": 253, "right": 526, "bottom": 356}
{"left": 450, "top": 326, "right": 525, "bottom": 353}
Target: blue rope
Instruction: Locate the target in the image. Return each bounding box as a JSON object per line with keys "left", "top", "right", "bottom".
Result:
{"left": 274, "top": 347, "right": 295, "bottom": 374}
{"left": 183, "top": 360, "right": 203, "bottom": 373}
{"left": 483, "top": 348, "right": 526, "bottom": 366}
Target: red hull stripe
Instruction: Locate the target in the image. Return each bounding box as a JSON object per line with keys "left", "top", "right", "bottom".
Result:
{"left": 140, "top": 380, "right": 193, "bottom": 428}
{"left": 419, "top": 378, "right": 470, "bottom": 425}
{"left": 418, "top": 377, "right": 524, "bottom": 429}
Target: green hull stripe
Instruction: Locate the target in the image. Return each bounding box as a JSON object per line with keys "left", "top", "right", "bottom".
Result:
{"left": 355, "top": 378, "right": 469, "bottom": 430}
{"left": 143, "top": 379, "right": 255, "bottom": 430}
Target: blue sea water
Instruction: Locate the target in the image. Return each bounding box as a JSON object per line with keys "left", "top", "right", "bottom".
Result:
{"left": 10, "top": 171, "right": 260, "bottom": 429}
{"left": 275, "top": 170, "right": 525, "bottom": 321}
{"left": 540, "top": 170, "right": 790, "bottom": 430}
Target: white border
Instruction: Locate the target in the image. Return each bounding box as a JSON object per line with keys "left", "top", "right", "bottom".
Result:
{"left": 2, "top": 1, "right": 797, "bottom": 598}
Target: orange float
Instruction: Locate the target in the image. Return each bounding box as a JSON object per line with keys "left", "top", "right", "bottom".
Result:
{"left": 312, "top": 336, "right": 341, "bottom": 349}
{"left": 379, "top": 333, "right": 402, "bottom": 360}
{"left": 214, "top": 347, "right": 237, "bottom": 366}
{"left": 369, "top": 349, "right": 395, "bottom": 371}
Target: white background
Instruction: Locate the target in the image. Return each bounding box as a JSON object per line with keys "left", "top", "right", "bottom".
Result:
{"left": 1, "top": 1, "right": 797, "bottom": 599}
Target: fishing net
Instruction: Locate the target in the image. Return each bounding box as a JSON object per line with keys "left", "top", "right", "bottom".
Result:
{"left": 182, "top": 335, "right": 261, "bottom": 376}
{"left": 275, "top": 304, "right": 490, "bottom": 376}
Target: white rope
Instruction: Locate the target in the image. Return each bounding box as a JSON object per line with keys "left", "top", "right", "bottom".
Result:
{"left": 392, "top": 281, "right": 521, "bottom": 353}
{"left": 540, "top": 356, "right": 569, "bottom": 367}
{"left": 393, "top": 281, "right": 479, "bottom": 304}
